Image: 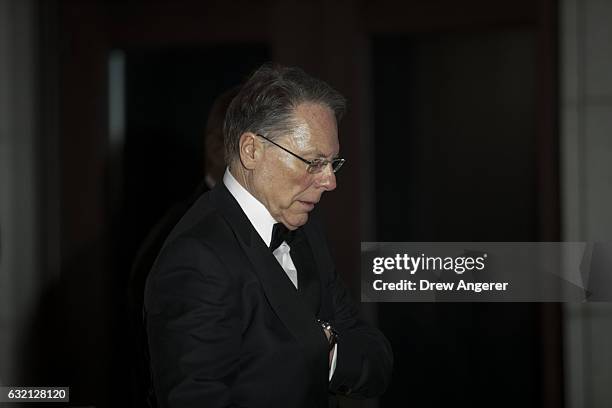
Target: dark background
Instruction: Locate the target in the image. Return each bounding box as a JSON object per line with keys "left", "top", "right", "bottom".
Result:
{"left": 6, "top": 0, "right": 564, "bottom": 407}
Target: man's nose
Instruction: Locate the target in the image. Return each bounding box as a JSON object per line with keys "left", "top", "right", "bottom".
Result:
{"left": 318, "top": 163, "right": 337, "bottom": 191}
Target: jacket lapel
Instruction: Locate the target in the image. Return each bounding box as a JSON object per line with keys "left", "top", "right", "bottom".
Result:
{"left": 292, "top": 231, "right": 322, "bottom": 316}
{"left": 301, "top": 215, "right": 337, "bottom": 323}
{"left": 210, "top": 184, "right": 329, "bottom": 385}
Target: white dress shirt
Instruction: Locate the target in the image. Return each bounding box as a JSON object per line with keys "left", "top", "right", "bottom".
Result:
{"left": 223, "top": 168, "right": 337, "bottom": 380}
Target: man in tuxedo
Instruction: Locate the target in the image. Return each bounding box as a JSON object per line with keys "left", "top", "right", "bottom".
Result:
{"left": 144, "top": 63, "right": 392, "bottom": 408}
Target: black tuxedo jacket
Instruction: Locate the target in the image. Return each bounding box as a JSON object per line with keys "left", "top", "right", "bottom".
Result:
{"left": 144, "top": 182, "right": 392, "bottom": 408}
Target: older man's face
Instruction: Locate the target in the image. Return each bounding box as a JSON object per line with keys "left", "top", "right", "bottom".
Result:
{"left": 254, "top": 102, "right": 339, "bottom": 230}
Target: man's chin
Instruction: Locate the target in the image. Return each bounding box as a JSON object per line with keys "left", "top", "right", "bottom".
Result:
{"left": 285, "top": 213, "right": 309, "bottom": 230}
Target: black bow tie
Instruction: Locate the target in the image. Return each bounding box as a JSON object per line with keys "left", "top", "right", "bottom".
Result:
{"left": 270, "top": 223, "right": 296, "bottom": 251}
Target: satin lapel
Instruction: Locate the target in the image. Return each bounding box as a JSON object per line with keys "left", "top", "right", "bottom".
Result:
{"left": 301, "top": 218, "right": 336, "bottom": 322}
{"left": 210, "top": 184, "right": 328, "bottom": 356}
{"left": 292, "top": 231, "right": 321, "bottom": 315}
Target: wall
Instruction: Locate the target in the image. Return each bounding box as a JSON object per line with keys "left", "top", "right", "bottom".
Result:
{"left": 561, "top": 0, "right": 612, "bottom": 407}
{"left": 0, "top": 0, "right": 40, "bottom": 385}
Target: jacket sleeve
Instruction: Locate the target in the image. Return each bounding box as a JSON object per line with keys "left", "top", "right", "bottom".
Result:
{"left": 327, "top": 267, "right": 394, "bottom": 398}
{"left": 144, "top": 236, "right": 240, "bottom": 408}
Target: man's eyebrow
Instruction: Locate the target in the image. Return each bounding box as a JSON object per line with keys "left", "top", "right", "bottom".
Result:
{"left": 312, "top": 151, "right": 339, "bottom": 158}
{"left": 299, "top": 148, "right": 321, "bottom": 157}
{"left": 302, "top": 146, "right": 338, "bottom": 159}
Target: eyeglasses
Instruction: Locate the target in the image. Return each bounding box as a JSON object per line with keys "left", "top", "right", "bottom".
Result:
{"left": 255, "top": 133, "right": 345, "bottom": 174}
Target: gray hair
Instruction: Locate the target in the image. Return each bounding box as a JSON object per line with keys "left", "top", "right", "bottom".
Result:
{"left": 223, "top": 63, "right": 346, "bottom": 164}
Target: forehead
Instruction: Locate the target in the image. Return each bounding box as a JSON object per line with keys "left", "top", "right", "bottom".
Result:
{"left": 286, "top": 102, "right": 339, "bottom": 156}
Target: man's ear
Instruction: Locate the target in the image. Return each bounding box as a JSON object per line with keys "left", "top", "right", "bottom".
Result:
{"left": 238, "top": 132, "right": 260, "bottom": 170}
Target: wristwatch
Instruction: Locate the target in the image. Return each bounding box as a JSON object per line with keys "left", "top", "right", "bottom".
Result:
{"left": 316, "top": 319, "right": 338, "bottom": 351}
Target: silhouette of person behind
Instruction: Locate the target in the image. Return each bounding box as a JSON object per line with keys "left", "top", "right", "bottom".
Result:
{"left": 128, "top": 86, "right": 240, "bottom": 407}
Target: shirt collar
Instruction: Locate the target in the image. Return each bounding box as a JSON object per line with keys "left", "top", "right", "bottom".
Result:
{"left": 223, "top": 167, "right": 277, "bottom": 247}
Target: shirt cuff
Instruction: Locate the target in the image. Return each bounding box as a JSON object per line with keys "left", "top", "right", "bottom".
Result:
{"left": 329, "top": 343, "right": 338, "bottom": 381}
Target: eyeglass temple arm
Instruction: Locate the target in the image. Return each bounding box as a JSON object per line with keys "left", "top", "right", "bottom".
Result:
{"left": 255, "top": 133, "right": 312, "bottom": 165}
